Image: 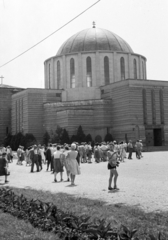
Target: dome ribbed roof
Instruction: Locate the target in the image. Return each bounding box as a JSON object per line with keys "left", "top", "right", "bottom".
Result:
{"left": 56, "top": 28, "right": 133, "bottom": 56}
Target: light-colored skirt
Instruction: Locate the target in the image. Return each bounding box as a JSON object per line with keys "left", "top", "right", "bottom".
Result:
{"left": 68, "top": 159, "right": 80, "bottom": 175}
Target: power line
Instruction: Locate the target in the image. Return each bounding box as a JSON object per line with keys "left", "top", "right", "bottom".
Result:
{"left": 0, "top": 0, "right": 101, "bottom": 68}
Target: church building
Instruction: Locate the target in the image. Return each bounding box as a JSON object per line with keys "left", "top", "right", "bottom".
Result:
{"left": 4, "top": 24, "right": 168, "bottom": 147}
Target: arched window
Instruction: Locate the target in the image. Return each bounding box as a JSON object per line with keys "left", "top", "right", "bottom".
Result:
{"left": 133, "top": 59, "right": 137, "bottom": 79}
{"left": 86, "top": 57, "right": 92, "bottom": 87}
{"left": 70, "top": 58, "right": 75, "bottom": 88}
{"left": 142, "top": 61, "right": 144, "bottom": 79}
{"left": 120, "top": 57, "right": 125, "bottom": 80}
{"left": 57, "top": 61, "right": 61, "bottom": 89}
{"left": 48, "top": 63, "right": 51, "bottom": 89}
{"left": 104, "top": 56, "right": 110, "bottom": 84}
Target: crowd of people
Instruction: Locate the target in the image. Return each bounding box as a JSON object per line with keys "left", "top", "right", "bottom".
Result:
{"left": 0, "top": 139, "right": 143, "bottom": 188}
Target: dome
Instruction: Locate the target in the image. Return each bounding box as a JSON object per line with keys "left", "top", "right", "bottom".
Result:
{"left": 56, "top": 27, "right": 133, "bottom": 56}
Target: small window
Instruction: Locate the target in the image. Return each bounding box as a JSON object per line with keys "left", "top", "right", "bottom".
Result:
{"left": 104, "top": 56, "right": 110, "bottom": 84}
{"left": 57, "top": 61, "right": 61, "bottom": 89}
{"left": 56, "top": 93, "right": 61, "bottom": 97}
{"left": 86, "top": 57, "right": 92, "bottom": 87}
{"left": 133, "top": 59, "right": 137, "bottom": 79}
{"left": 142, "top": 61, "right": 145, "bottom": 79}
{"left": 70, "top": 58, "right": 75, "bottom": 88}
{"left": 120, "top": 57, "right": 125, "bottom": 80}
{"left": 49, "top": 63, "right": 51, "bottom": 89}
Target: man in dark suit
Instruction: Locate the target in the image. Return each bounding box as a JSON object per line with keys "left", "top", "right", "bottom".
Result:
{"left": 0, "top": 152, "right": 9, "bottom": 183}
{"left": 30, "top": 145, "right": 39, "bottom": 172}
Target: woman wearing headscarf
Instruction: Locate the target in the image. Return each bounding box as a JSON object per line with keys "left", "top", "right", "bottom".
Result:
{"left": 67, "top": 143, "right": 80, "bottom": 185}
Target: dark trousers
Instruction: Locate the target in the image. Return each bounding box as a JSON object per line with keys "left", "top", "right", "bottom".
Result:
{"left": 31, "top": 154, "right": 39, "bottom": 172}
{"left": 51, "top": 156, "right": 54, "bottom": 171}
{"left": 38, "top": 155, "right": 42, "bottom": 170}
{"left": 128, "top": 148, "right": 133, "bottom": 159}
{"left": 47, "top": 156, "right": 53, "bottom": 171}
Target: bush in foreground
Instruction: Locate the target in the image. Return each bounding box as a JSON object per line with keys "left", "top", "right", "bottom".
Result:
{"left": 0, "top": 188, "right": 166, "bottom": 240}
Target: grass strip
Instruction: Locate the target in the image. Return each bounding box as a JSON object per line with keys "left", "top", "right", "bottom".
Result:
{"left": 0, "top": 186, "right": 168, "bottom": 239}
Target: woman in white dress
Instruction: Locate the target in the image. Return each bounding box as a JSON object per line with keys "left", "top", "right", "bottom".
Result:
{"left": 119, "top": 142, "right": 126, "bottom": 162}
{"left": 40, "top": 146, "right": 46, "bottom": 164}
{"left": 67, "top": 143, "right": 80, "bottom": 185}
{"left": 61, "top": 145, "right": 70, "bottom": 182}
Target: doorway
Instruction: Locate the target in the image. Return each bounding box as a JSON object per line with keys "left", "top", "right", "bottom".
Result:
{"left": 153, "top": 128, "right": 162, "bottom": 146}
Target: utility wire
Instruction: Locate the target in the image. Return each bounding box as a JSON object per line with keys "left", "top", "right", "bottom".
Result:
{"left": 0, "top": 0, "right": 101, "bottom": 68}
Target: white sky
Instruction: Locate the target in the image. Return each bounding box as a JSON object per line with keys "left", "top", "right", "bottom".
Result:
{"left": 0, "top": 0, "right": 168, "bottom": 88}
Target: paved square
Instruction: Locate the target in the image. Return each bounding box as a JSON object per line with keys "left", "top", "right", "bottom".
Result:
{"left": 1, "top": 152, "right": 168, "bottom": 212}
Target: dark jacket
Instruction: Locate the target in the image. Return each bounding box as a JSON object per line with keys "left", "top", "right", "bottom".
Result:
{"left": 0, "top": 157, "right": 8, "bottom": 176}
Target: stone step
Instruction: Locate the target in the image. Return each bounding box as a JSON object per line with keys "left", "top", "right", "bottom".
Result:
{"left": 143, "top": 146, "right": 168, "bottom": 152}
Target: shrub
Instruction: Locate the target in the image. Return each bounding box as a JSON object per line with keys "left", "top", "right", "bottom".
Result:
{"left": 0, "top": 188, "right": 166, "bottom": 240}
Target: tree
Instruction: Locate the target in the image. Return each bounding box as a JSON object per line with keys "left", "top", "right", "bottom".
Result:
{"left": 85, "top": 134, "right": 92, "bottom": 143}
{"left": 2, "top": 133, "right": 13, "bottom": 147}
{"left": 70, "top": 135, "right": 77, "bottom": 143}
{"left": 50, "top": 126, "right": 63, "bottom": 143}
{"left": 24, "top": 133, "right": 37, "bottom": 149}
{"left": 104, "top": 133, "right": 113, "bottom": 142}
{"left": 76, "top": 125, "right": 85, "bottom": 143}
{"left": 42, "top": 131, "right": 50, "bottom": 146}
{"left": 60, "top": 129, "right": 70, "bottom": 144}
{"left": 95, "top": 135, "right": 102, "bottom": 143}
{"left": 3, "top": 132, "right": 37, "bottom": 151}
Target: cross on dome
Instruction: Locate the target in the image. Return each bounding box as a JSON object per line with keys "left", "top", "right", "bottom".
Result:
{"left": 92, "top": 21, "right": 96, "bottom": 28}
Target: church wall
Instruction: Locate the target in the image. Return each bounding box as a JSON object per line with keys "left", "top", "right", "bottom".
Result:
{"left": 11, "top": 91, "right": 29, "bottom": 135}
{"left": 101, "top": 80, "right": 168, "bottom": 146}
{"left": 12, "top": 89, "right": 62, "bottom": 143}
{"left": 44, "top": 52, "right": 147, "bottom": 92}
{"left": 101, "top": 81, "right": 144, "bottom": 142}
{"left": 27, "top": 90, "right": 61, "bottom": 142}
{"left": 43, "top": 100, "right": 112, "bottom": 142}
{"left": 155, "top": 89, "right": 161, "bottom": 124}
{"left": 0, "top": 88, "right": 23, "bottom": 144}
{"left": 62, "top": 87, "right": 101, "bottom": 101}
{"left": 146, "top": 89, "right": 152, "bottom": 125}
{"left": 162, "top": 87, "right": 168, "bottom": 145}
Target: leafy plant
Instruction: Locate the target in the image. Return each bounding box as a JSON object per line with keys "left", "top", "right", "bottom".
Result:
{"left": 0, "top": 188, "right": 166, "bottom": 240}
